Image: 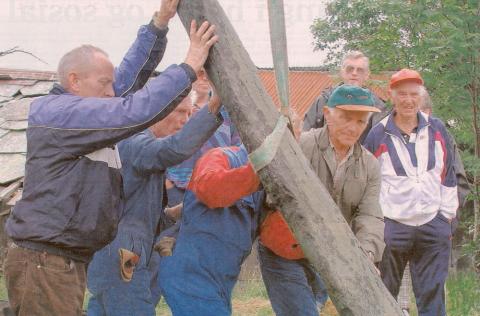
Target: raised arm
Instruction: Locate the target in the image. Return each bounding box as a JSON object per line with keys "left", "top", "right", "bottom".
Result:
{"left": 114, "top": 0, "right": 180, "bottom": 96}
{"left": 29, "top": 20, "right": 218, "bottom": 157}
{"left": 128, "top": 105, "right": 224, "bottom": 174}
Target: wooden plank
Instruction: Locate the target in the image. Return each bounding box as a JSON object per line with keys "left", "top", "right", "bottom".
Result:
{"left": 177, "top": 2, "right": 402, "bottom": 315}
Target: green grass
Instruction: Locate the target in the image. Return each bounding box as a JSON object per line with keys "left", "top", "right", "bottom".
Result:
{"left": 0, "top": 273, "right": 479, "bottom": 315}
{"left": 407, "top": 272, "right": 480, "bottom": 316}
{"left": 0, "top": 276, "right": 6, "bottom": 301}
{"left": 446, "top": 273, "right": 480, "bottom": 316}
{"left": 231, "top": 280, "right": 273, "bottom": 316}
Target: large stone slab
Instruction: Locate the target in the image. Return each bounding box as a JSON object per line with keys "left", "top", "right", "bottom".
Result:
{"left": 0, "top": 85, "right": 22, "bottom": 97}
{"left": 20, "top": 81, "right": 54, "bottom": 97}
{"left": 0, "top": 154, "right": 26, "bottom": 184}
{"left": 0, "top": 132, "right": 27, "bottom": 153}
{"left": 0, "top": 96, "right": 13, "bottom": 104}
{"left": 0, "top": 98, "right": 35, "bottom": 121}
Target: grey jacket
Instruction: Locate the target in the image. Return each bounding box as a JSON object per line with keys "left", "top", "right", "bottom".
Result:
{"left": 303, "top": 84, "right": 388, "bottom": 143}
{"left": 300, "top": 127, "right": 385, "bottom": 262}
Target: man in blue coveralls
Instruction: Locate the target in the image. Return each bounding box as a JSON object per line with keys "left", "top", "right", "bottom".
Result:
{"left": 158, "top": 146, "right": 264, "bottom": 316}
{"left": 87, "top": 90, "right": 225, "bottom": 315}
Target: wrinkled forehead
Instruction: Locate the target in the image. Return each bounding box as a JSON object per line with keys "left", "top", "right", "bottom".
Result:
{"left": 391, "top": 81, "right": 423, "bottom": 94}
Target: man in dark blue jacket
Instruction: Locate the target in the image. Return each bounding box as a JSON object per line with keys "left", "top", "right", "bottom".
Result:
{"left": 3, "top": 0, "right": 219, "bottom": 314}
{"left": 87, "top": 92, "right": 225, "bottom": 316}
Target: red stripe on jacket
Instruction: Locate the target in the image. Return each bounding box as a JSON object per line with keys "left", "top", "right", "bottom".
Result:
{"left": 435, "top": 131, "right": 447, "bottom": 183}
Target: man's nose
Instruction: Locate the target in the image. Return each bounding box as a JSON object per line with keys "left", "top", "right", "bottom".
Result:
{"left": 105, "top": 85, "right": 115, "bottom": 97}
{"left": 404, "top": 95, "right": 415, "bottom": 104}
{"left": 180, "top": 113, "right": 189, "bottom": 124}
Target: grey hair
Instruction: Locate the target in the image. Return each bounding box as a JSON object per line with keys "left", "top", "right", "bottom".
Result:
{"left": 57, "top": 45, "right": 109, "bottom": 88}
{"left": 341, "top": 51, "right": 370, "bottom": 70}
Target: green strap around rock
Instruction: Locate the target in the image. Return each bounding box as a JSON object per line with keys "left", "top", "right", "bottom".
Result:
{"left": 248, "top": 115, "right": 288, "bottom": 172}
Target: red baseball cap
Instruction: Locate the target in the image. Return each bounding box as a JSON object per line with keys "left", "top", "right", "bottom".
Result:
{"left": 389, "top": 69, "right": 424, "bottom": 89}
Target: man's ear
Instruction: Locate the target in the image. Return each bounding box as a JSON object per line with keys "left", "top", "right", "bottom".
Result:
{"left": 68, "top": 72, "right": 80, "bottom": 93}
{"left": 323, "top": 106, "right": 331, "bottom": 124}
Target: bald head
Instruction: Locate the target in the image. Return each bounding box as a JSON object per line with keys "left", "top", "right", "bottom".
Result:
{"left": 57, "top": 45, "right": 115, "bottom": 98}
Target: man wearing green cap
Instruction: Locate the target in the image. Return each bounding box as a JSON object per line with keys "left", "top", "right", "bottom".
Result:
{"left": 258, "top": 84, "right": 385, "bottom": 316}
{"left": 303, "top": 51, "right": 387, "bottom": 143}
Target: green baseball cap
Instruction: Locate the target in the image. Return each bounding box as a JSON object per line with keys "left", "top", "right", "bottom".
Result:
{"left": 326, "top": 84, "right": 380, "bottom": 112}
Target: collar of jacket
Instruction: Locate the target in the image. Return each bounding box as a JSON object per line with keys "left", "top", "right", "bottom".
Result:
{"left": 384, "top": 111, "right": 430, "bottom": 141}
{"left": 315, "top": 126, "right": 363, "bottom": 160}
{"left": 50, "top": 83, "right": 68, "bottom": 95}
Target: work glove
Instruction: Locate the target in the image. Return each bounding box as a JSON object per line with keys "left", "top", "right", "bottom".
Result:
{"left": 118, "top": 248, "right": 140, "bottom": 282}
{"left": 154, "top": 236, "right": 176, "bottom": 257}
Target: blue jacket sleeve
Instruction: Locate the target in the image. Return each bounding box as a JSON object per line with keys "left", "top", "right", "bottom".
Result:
{"left": 29, "top": 64, "right": 197, "bottom": 156}
{"left": 129, "top": 106, "right": 224, "bottom": 174}
{"left": 114, "top": 21, "right": 169, "bottom": 97}
{"left": 363, "top": 128, "right": 377, "bottom": 155}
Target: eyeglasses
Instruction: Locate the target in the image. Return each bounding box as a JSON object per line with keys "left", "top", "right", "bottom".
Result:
{"left": 344, "top": 65, "right": 367, "bottom": 75}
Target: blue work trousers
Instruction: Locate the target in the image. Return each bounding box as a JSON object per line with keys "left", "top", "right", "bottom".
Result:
{"left": 87, "top": 232, "right": 156, "bottom": 316}
{"left": 258, "top": 243, "right": 328, "bottom": 316}
{"left": 380, "top": 213, "right": 452, "bottom": 316}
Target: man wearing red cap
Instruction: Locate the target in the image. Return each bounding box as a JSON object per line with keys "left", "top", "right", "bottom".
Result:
{"left": 364, "top": 69, "right": 458, "bottom": 316}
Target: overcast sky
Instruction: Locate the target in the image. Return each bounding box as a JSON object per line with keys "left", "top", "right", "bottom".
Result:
{"left": 0, "top": 0, "right": 327, "bottom": 71}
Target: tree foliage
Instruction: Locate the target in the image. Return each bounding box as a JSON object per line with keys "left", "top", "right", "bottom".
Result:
{"left": 311, "top": 0, "right": 480, "bottom": 271}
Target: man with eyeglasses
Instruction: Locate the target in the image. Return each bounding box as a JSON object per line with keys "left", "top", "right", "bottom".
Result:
{"left": 303, "top": 51, "right": 387, "bottom": 143}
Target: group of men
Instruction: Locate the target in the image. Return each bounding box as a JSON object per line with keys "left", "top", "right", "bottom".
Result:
{"left": 2, "top": 1, "right": 466, "bottom": 316}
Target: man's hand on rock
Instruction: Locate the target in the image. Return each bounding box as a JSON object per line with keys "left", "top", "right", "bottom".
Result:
{"left": 184, "top": 20, "right": 219, "bottom": 73}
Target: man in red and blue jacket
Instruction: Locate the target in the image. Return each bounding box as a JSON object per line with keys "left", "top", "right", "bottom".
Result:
{"left": 158, "top": 146, "right": 264, "bottom": 315}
